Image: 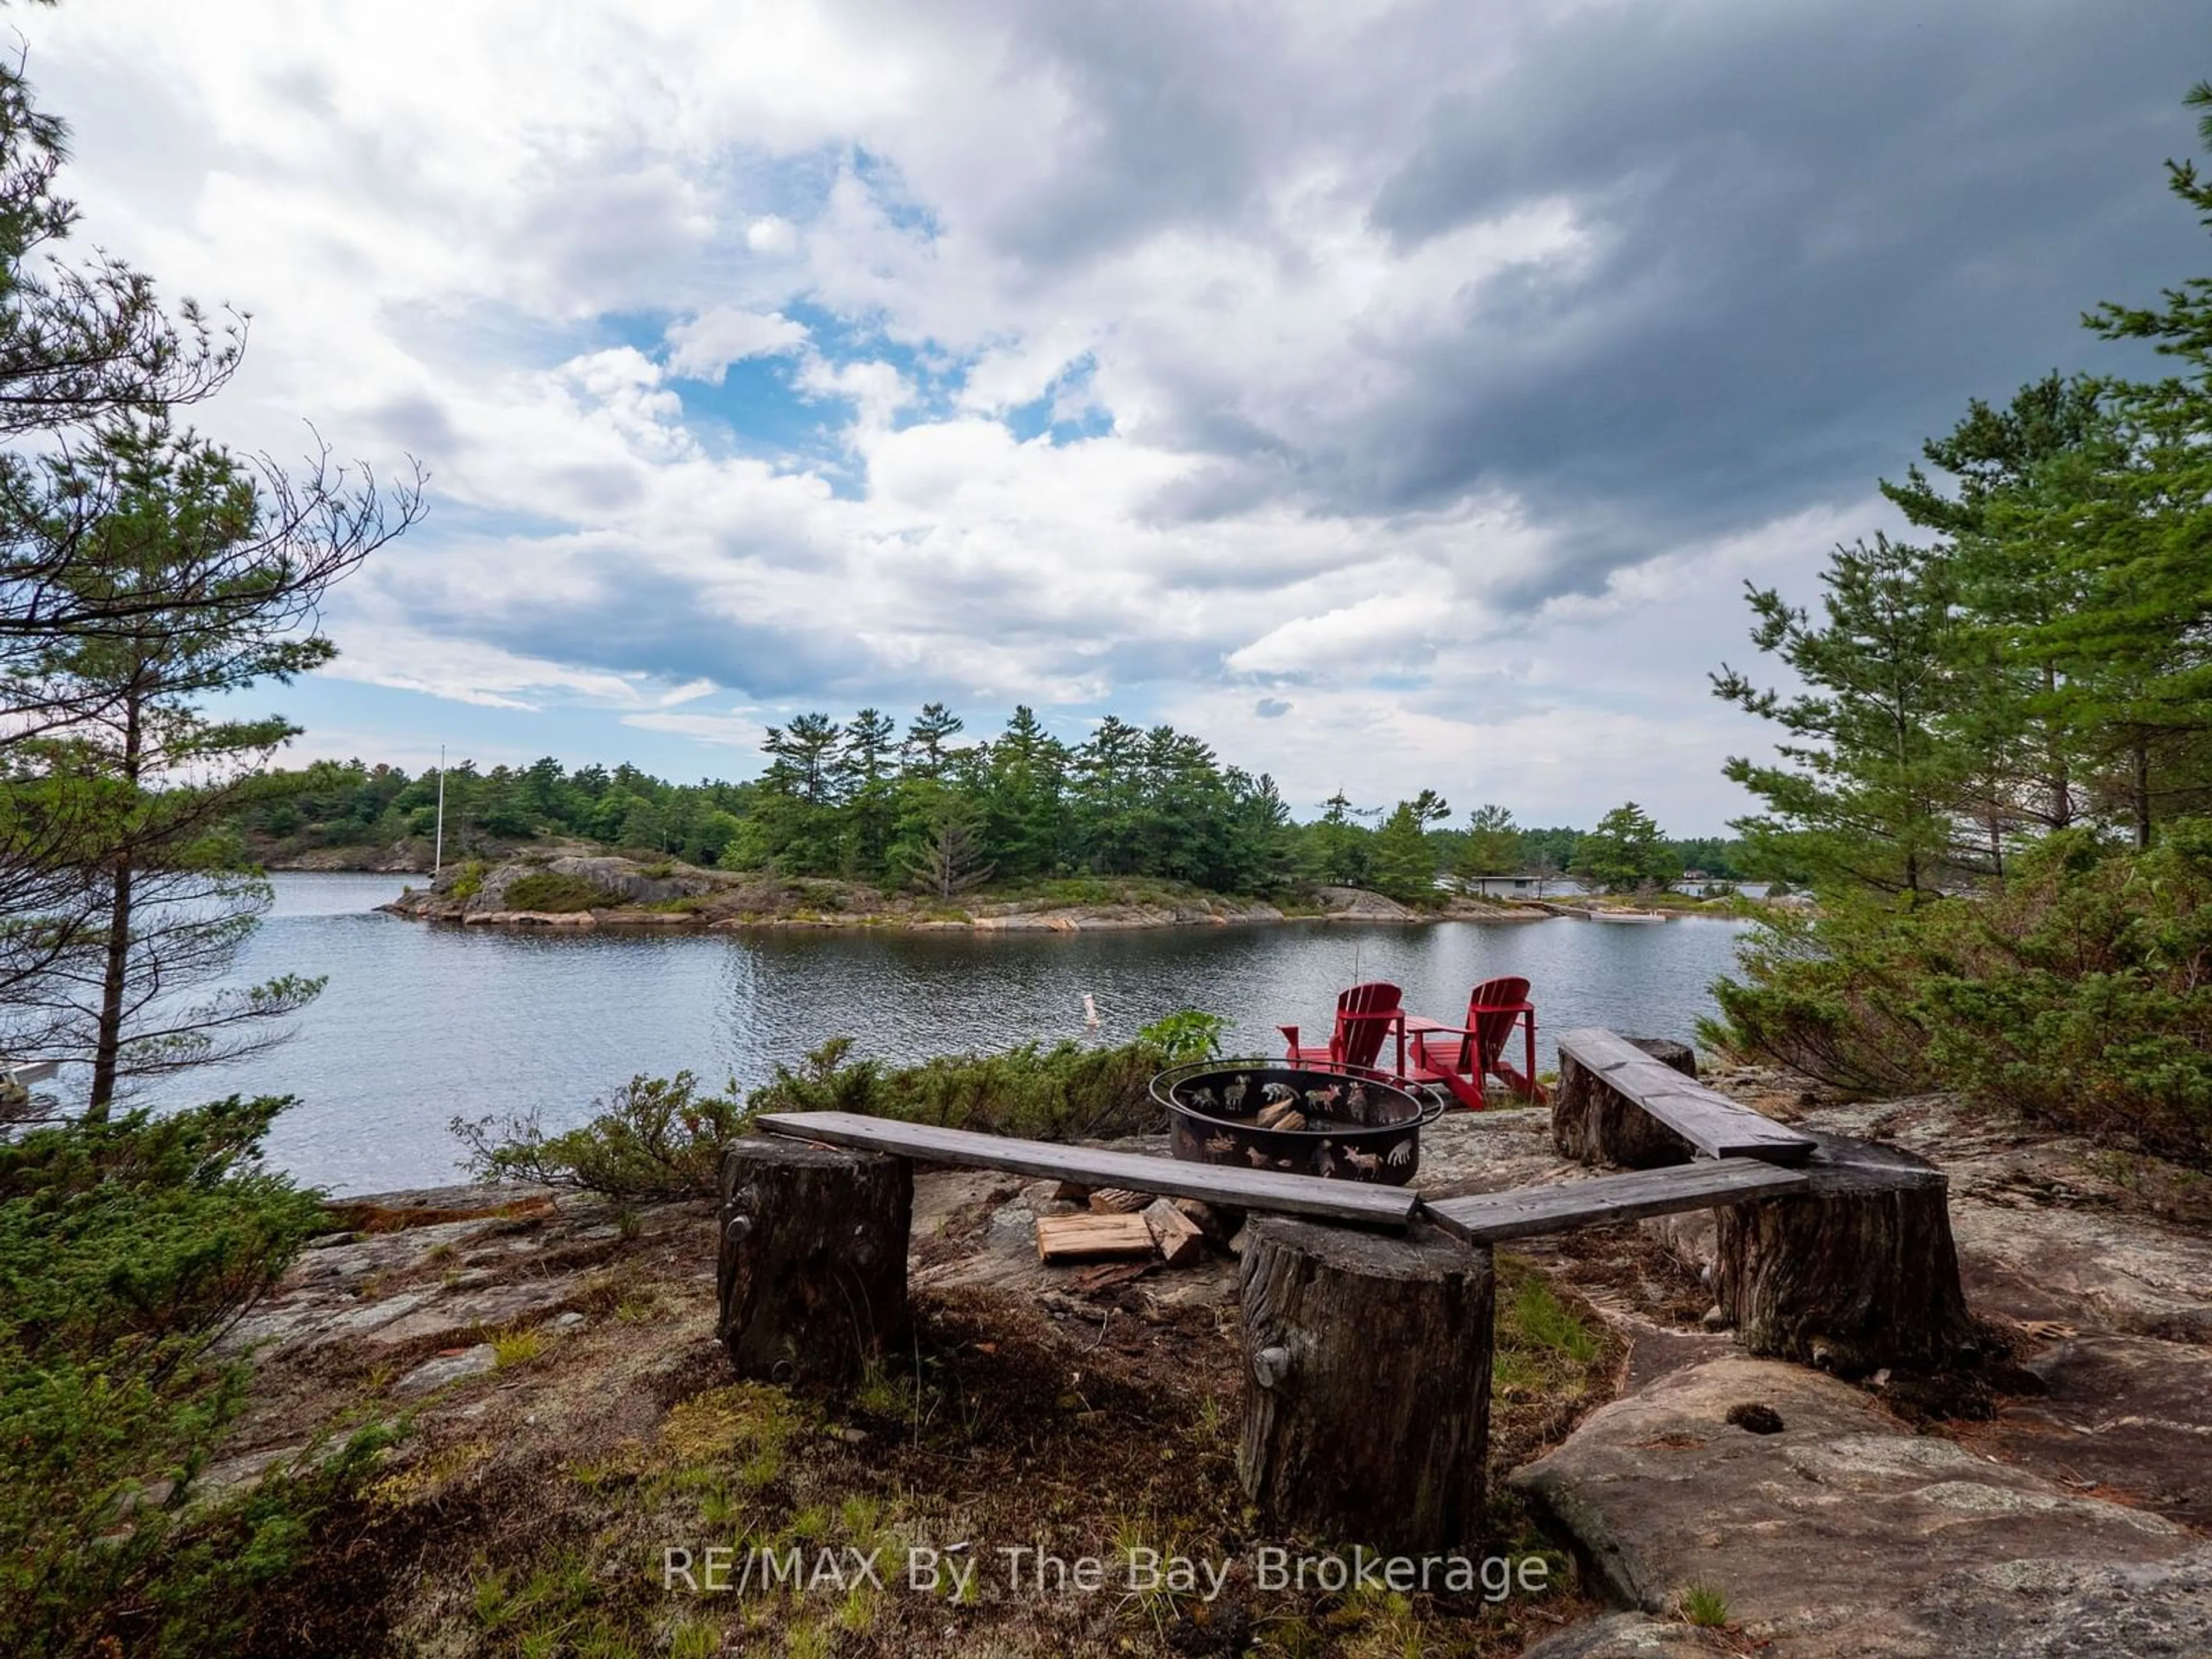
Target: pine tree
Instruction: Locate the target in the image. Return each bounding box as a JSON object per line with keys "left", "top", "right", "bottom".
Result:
{"left": 981, "top": 704, "right": 1066, "bottom": 880}
{"left": 1883, "top": 374, "right": 2113, "bottom": 854}
{"left": 1455, "top": 803, "right": 1521, "bottom": 880}
{"left": 1713, "top": 535, "right": 1973, "bottom": 900}
{"left": 15, "top": 422, "right": 338, "bottom": 1115}
{"left": 1308, "top": 789, "right": 1375, "bottom": 887}
{"left": 1372, "top": 790, "right": 1450, "bottom": 902}
{"left": 840, "top": 708, "right": 899, "bottom": 880}
{"left": 1569, "top": 802, "right": 1673, "bottom": 894}
{"left": 752, "top": 714, "right": 846, "bottom": 873}
{"left": 2070, "top": 84, "right": 2212, "bottom": 842}
{"left": 900, "top": 702, "right": 965, "bottom": 781}
{"left": 896, "top": 786, "right": 994, "bottom": 900}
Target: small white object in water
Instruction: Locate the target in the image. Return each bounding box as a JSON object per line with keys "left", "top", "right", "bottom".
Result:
{"left": 1082, "top": 993, "right": 1101, "bottom": 1029}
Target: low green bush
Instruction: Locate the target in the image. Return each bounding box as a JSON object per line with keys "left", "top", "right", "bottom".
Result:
{"left": 452, "top": 1071, "right": 751, "bottom": 1199}
{"left": 1137, "top": 1007, "right": 1226, "bottom": 1065}
{"left": 753, "top": 1036, "right": 1166, "bottom": 1142}
{"left": 1709, "top": 820, "right": 2212, "bottom": 1163}
{"left": 453, "top": 1033, "right": 1180, "bottom": 1202}
{"left": 502, "top": 870, "right": 623, "bottom": 912}
{"left": 0, "top": 1096, "right": 380, "bottom": 1658}
{"left": 1702, "top": 891, "right": 1939, "bottom": 1099}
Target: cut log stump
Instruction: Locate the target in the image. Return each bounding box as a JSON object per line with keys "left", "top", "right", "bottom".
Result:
{"left": 1552, "top": 1033, "right": 1698, "bottom": 1168}
{"left": 1715, "top": 1131, "right": 1977, "bottom": 1376}
{"left": 717, "top": 1138, "right": 911, "bottom": 1387}
{"left": 1238, "top": 1218, "right": 1493, "bottom": 1552}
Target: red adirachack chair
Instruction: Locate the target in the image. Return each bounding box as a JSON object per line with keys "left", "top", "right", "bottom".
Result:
{"left": 1278, "top": 981, "right": 1407, "bottom": 1080}
{"left": 1406, "top": 975, "right": 1546, "bottom": 1109}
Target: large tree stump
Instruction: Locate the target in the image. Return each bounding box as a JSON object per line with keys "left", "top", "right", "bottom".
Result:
{"left": 1715, "top": 1131, "right": 1976, "bottom": 1376}
{"left": 717, "top": 1138, "right": 912, "bottom": 1387}
{"left": 1552, "top": 1035, "right": 1698, "bottom": 1168}
{"left": 1238, "top": 1218, "right": 1493, "bottom": 1551}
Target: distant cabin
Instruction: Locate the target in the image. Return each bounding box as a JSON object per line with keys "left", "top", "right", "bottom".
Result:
{"left": 1456, "top": 872, "right": 1588, "bottom": 899}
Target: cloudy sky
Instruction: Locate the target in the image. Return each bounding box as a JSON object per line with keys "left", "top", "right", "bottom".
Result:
{"left": 22, "top": 1, "right": 2209, "bottom": 832}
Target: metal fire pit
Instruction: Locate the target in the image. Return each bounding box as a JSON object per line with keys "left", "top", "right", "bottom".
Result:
{"left": 1150, "top": 1059, "right": 1446, "bottom": 1185}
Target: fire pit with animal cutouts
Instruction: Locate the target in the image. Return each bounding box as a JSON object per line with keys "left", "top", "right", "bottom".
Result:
{"left": 1150, "top": 1059, "right": 1445, "bottom": 1185}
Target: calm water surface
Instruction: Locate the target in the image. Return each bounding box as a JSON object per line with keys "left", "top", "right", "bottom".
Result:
{"left": 128, "top": 874, "right": 1754, "bottom": 1194}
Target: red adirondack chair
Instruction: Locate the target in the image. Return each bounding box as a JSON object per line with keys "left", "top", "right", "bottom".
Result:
{"left": 1404, "top": 976, "right": 1546, "bottom": 1109}
{"left": 1278, "top": 981, "right": 1408, "bottom": 1078}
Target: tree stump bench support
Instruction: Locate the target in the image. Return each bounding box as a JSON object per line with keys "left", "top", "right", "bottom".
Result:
{"left": 717, "top": 1138, "right": 912, "bottom": 1386}
{"left": 1553, "top": 1028, "right": 1817, "bottom": 1168}
{"left": 1547, "top": 1028, "right": 1974, "bottom": 1376}
{"left": 1238, "top": 1218, "right": 1494, "bottom": 1553}
{"left": 1716, "top": 1130, "right": 1978, "bottom": 1375}
{"left": 729, "top": 1113, "right": 1418, "bottom": 1402}
{"left": 746, "top": 1113, "right": 1490, "bottom": 1549}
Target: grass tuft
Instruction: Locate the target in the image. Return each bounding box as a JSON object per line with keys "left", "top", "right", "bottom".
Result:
{"left": 1681, "top": 1582, "right": 1730, "bottom": 1627}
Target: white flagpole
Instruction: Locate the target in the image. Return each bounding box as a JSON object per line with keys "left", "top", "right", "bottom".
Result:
{"left": 433, "top": 744, "right": 446, "bottom": 875}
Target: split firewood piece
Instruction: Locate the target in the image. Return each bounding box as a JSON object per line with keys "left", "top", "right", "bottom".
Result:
{"left": 1173, "top": 1197, "right": 1237, "bottom": 1245}
{"left": 1142, "top": 1198, "right": 1207, "bottom": 1268}
{"left": 1089, "top": 1187, "right": 1148, "bottom": 1213}
{"left": 1036, "top": 1212, "right": 1156, "bottom": 1262}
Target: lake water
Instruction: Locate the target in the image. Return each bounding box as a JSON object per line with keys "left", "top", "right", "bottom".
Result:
{"left": 118, "top": 873, "right": 1756, "bottom": 1195}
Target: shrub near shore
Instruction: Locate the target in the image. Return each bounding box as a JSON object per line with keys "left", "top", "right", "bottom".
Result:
{"left": 1710, "top": 823, "right": 2212, "bottom": 1164}
{"left": 0, "top": 1098, "right": 389, "bottom": 1657}
{"left": 453, "top": 1030, "right": 1186, "bottom": 1200}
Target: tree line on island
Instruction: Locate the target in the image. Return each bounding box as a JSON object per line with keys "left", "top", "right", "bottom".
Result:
{"left": 246, "top": 736, "right": 1746, "bottom": 904}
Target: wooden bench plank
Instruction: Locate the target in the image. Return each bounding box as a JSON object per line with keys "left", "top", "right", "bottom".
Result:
{"left": 1555, "top": 1029, "right": 1817, "bottom": 1165}
{"left": 754, "top": 1111, "right": 1421, "bottom": 1229}
{"left": 1425, "top": 1160, "right": 1810, "bottom": 1244}
{"left": 1552, "top": 1027, "right": 1661, "bottom": 1075}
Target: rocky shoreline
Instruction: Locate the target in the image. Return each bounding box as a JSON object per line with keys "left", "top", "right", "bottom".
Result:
{"left": 372, "top": 850, "right": 1551, "bottom": 934}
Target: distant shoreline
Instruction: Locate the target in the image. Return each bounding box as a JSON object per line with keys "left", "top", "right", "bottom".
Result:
{"left": 271, "top": 844, "right": 1766, "bottom": 933}
{"left": 352, "top": 848, "right": 1583, "bottom": 935}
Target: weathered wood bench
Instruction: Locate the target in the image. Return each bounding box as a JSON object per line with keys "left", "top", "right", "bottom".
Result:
{"left": 1552, "top": 1027, "right": 1817, "bottom": 1165}
{"left": 730, "top": 1109, "right": 1482, "bottom": 1551}
{"left": 715, "top": 1029, "right": 1978, "bottom": 1552}
{"left": 1544, "top": 1028, "right": 1975, "bottom": 1374}
{"left": 752, "top": 1109, "right": 1419, "bottom": 1228}
{"left": 1426, "top": 1158, "right": 1810, "bottom": 1244}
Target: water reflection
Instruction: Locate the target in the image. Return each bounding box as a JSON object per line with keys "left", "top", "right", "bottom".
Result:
{"left": 133, "top": 874, "right": 1754, "bottom": 1195}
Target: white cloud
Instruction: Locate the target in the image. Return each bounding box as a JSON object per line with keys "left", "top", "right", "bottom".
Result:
{"left": 16, "top": 0, "right": 2122, "bottom": 828}
{"left": 622, "top": 710, "right": 770, "bottom": 749}
{"left": 664, "top": 306, "right": 810, "bottom": 382}
{"left": 796, "top": 355, "right": 914, "bottom": 431}
{"left": 319, "top": 625, "right": 647, "bottom": 710}
{"left": 744, "top": 215, "right": 800, "bottom": 257}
